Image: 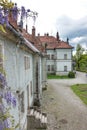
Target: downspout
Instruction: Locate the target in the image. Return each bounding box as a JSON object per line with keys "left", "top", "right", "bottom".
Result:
{"left": 7, "top": 24, "right": 25, "bottom": 41}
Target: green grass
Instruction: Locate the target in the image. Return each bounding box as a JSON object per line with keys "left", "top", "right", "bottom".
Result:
{"left": 71, "top": 84, "right": 87, "bottom": 105}
{"left": 47, "top": 74, "right": 69, "bottom": 79}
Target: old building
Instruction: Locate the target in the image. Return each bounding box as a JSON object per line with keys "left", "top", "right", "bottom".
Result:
{"left": 39, "top": 32, "right": 74, "bottom": 75}
{"left": 0, "top": 20, "right": 47, "bottom": 130}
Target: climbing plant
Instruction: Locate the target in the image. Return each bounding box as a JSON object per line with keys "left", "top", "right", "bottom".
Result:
{"left": 0, "top": 0, "right": 38, "bottom": 129}
{"left": 0, "top": 61, "right": 18, "bottom": 129}
{"left": 0, "top": 0, "right": 38, "bottom": 32}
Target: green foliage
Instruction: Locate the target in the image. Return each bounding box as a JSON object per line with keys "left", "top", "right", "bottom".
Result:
{"left": 68, "top": 71, "right": 75, "bottom": 78}
{"left": 75, "top": 44, "right": 84, "bottom": 69}
{"left": 0, "top": 25, "right": 6, "bottom": 33}
{"left": 0, "top": 0, "right": 14, "bottom": 9}
{"left": 0, "top": 0, "right": 14, "bottom": 33}
{"left": 47, "top": 74, "right": 69, "bottom": 79}
{"left": 74, "top": 44, "right": 87, "bottom": 72}
{"left": 71, "top": 84, "right": 87, "bottom": 105}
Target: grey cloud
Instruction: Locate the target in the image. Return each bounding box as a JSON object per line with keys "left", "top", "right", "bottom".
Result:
{"left": 56, "top": 15, "right": 87, "bottom": 39}
{"left": 56, "top": 15, "right": 87, "bottom": 50}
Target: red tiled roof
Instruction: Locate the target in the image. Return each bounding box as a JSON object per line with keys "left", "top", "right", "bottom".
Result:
{"left": 39, "top": 35, "right": 73, "bottom": 49}
{"left": 56, "top": 41, "right": 73, "bottom": 49}
{"left": 39, "top": 36, "right": 57, "bottom": 43}
{"left": 22, "top": 29, "right": 45, "bottom": 52}
{"left": 8, "top": 17, "right": 45, "bottom": 52}
{"left": 8, "top": 15, "right": 73, "bottom": 51}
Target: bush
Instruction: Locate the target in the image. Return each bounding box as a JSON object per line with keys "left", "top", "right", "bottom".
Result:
{"left": 68, "top": 71, "right": 75, "bottom": 78}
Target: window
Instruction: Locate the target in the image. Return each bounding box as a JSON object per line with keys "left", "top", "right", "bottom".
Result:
{"left": 24, "top": 56, "right": 30, "bottom": 70}
{"left": 51, "top": 65, "right": 54, "bottom": 71}
{"left": 51, "top": 54, "right": 54, "bottom": 60}
{"left": 47, "top": 65, "right": 50, "bottom": 71}
{"left": 47, "top": 54, "right": 50, "bottom": 60}
{"left": 30, "top": 81, "right": 33, "bottom": 96}
{"left": 64, "top": 54, "right": 67, "bottom": 60}
{"left": 64, "top": 66, "right": 67, "bottom": 71}
{"left": 20, "top": 92, "right": 24, "bottom": 113}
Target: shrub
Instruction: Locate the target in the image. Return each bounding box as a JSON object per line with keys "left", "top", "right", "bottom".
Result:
{"left": 68, "top": 71, "right": 75, "bottom": 78}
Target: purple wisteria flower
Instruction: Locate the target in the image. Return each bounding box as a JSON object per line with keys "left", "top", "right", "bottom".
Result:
{"left": 4, "top": 91, "right": 12, "bottom": 104}
{"left": 4, "top": 119, "right": 10, "bottom": 128}
{"left": 12, "top": 96, "right": 16, "bottom": 107}
{"left": 11, "top": 3, "right": 18, "bottom": 21}
{"left": 0, "top": 104, "right": 5, "bottom": 113}
{"left": 4, "top": 91, "right": 16, "bottom": 107}
{"left": 21, "top": 6, "right": 26, "bottom": 18}
{"left": 0, "top": 7, "right": 9, "bottom": 26}
{"left": 0, "top": 121, "right": 4, "bottom": 130}
{"left": 0, "top": 73, "right": 7, "bottom": 88}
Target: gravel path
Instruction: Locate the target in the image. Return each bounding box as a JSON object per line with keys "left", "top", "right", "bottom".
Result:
{"left": 41, "top": 72, "right": 87, "bottom": 130}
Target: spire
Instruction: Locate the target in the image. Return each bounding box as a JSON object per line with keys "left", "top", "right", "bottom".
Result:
{"left": 67, "top": 37, "right": 69, "bottom": 44}
{"left": 56, "top": 32, "right": 59, "bottom": 41}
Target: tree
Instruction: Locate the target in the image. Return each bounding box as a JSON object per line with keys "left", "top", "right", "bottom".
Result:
{"left": 79, "top": 54, "right": 87, "bottom": 71}
{"left": 75, "top": 44, "right": 84, "bottom": 69}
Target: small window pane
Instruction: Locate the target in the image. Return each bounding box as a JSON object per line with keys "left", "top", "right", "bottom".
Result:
{"left": 64, "top": 54, "right": 67, "bottom": 59}
{"left": 64, "top": 66, "right": 67, "bottom": 71}
{"left": 48, "top": 65, "right": 50, "bottom": 71}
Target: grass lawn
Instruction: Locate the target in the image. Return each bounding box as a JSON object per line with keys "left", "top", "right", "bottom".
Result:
{"left": 71, "top": 84, "right": 87, "bottom": 105}
{"left": 47, "top": 74, "right": 69, "bottom": 79}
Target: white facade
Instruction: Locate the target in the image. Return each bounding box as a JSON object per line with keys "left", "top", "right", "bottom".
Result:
{"left": 47, "top": 48, "right": 73, "bottom": 75}
{"left": 0, "top": 31, "right": 43, "bottom": 130}
{"left": 0, "top": 35, "right": 34, "bottom": 130}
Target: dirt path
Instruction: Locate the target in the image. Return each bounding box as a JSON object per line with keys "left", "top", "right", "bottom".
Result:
{"left": 41, "top": 72, "right": 87, "bottom": 130}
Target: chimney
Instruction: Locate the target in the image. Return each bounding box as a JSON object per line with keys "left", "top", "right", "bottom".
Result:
{"left": 47, "top": 33, "right": 49, "bottom": 36}
{"left": 56, "top": 32, "right": 59, "bottom": 41}
{"left": 67, "top": 37, "right": 69, "bottom": 44}
{"left": 38, "top": 33, "right": 40, "bottom": 36}
{"left": 8, "top": 3, "right": 18, "bottom": 27}
{"left": 18, "top": 18, "right": 23, "bottom": 32}
{"left": 32, "top": 26, "right": 35, "bottom": 37}
{"left": 26, "top": 24, "right": 28, "bottom": 33}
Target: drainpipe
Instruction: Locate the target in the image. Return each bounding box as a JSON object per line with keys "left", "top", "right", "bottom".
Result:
{"left": 7, "top": 24, "right": 24, "bottom": 41}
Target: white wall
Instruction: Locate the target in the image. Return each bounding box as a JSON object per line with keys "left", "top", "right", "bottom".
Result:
{"left": 0, "top": 35, "right": 34, "bottom": 130}
{"left": 56, "top": 48, "right": 72, "bottom": 75}
{"left": 46, "top": 48, "right": 72, "bottom": 75}
{"left": 56, "top": 49, "right": 72, "bottom": 59}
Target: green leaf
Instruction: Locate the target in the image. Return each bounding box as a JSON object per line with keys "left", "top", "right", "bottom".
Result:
{"left": 0, "top": 25, "right": 6, "bottom": 33}
{"left": 15, "top": 123, "right": 19, "bottom": 128}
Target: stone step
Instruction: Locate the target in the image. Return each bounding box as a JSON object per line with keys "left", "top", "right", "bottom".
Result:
{"left": 28, "top": 108, "right": 47, "bottom": 129}
{"left": 29, "top": 109, "right": 34, "bottom": 115}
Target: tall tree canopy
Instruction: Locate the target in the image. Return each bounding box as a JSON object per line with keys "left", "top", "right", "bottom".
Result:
{"left": 75, "top": 44, "right": 84, "bottom": 69}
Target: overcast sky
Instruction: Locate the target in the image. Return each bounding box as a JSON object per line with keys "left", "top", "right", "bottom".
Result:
{"left": 12, "top": 0, "right": 87, "bottom": 52}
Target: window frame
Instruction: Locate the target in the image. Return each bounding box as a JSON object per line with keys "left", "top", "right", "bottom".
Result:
{"left": 51, "top": 54, "right": 54, "bottom": 60}
{"left": 47, "top": 65, "right": 50, "bottom": 71}
{"left": 24, "top": 55, "right": 30, "bottom": 70}
{"left": 64, "top": 54, "right": 67, "bottom": 60}
{"left": 51, "top": 65, "right": 54, "bottom": 71}
{"left": 47, "top": 54, "right": 50, "bottom": 60}
{"left": 64, "top": 66, "right": 67, "bottom": 72}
